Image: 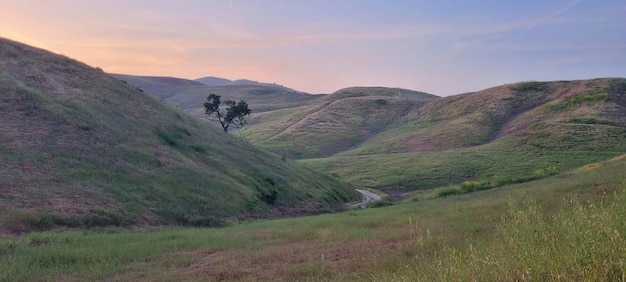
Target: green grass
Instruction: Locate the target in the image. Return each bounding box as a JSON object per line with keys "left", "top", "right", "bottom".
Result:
{"left": 303, "top": 137, "right": 625, "bottom": 191}
{"left": 2, "top": 154, "right": 625, "bottom": 281}
{"left": 424, "top": 192, "right": 626, "bottom": 281}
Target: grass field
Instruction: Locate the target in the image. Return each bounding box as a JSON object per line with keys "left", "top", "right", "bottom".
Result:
{"left": 303, "top": 127, "right": 626, "bottom": 192}
{"left": 2, "top": 154, "right": 625, "bottom": 281}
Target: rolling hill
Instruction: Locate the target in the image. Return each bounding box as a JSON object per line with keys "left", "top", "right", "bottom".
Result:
{"left": 243, "top": 87, "right": 439, "bottom": 158}
{"left": 300, "top": 79, "right": 626, "bottom": 191}
{"left": 0, "top": 38, "right": 359, "bottom": 234}
{"left": 114, "top": 76, "right": 439, "bottom": 159}
{"left": 117, "top": 71, "right": 626, "bottom": 195}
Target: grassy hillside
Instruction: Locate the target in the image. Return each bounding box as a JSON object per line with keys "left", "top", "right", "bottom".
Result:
{"left": 114, "top": 72, "right": 626, "bottom": 196}
{"left": 0, "top": 38, "right": 359, "bottom": 234}
{"left": 243, "top": 87, "right": 439, "bottom": 159}
{"left": 295, "top": 79, "right": 626, "bottom": 191}
{"left": 345, "top": 79, "right": 626, "bottom": 153}
{"left": 113, "top": 74, "right": 320, "bottom": 116}
{"left": 2, "top": 153, "right": 624, "bottom": 281}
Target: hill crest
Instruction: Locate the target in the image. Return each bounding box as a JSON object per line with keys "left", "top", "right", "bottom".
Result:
{"left": 195, "top": 76, "right": 299, "bottom": 92}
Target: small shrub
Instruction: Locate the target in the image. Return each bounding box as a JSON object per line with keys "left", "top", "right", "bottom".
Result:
{"left": 27, "top": 236, "right": 52, "bottom": 247}
{"left": 374, "top": 99, "right": 388, "bottom": 106}
{"left": 185, "top": 215, "right": 227, "bottom": 227}
{"left": 609, "top": 80, "right": 626, "bottom": 93}
{"left": 460, "top": 180, "right": 491, "bottom": 193}
{"left": 366, "top": 199, "right": 393, "bottom": 208}
{"left": 156, "top": 126, "right": 190, "bottom": 149}
{"left": 569, "top": 117, "right": 617, "bottom": 126}
{"left": 568, "top": 92, "right": 608, "bottom": 107}
{"left": 0, "top": 241, "right": 17, "bottom": 256}
{"left": 438, "top": 187, "right": 463, "bottom": 197}
{"left": 157, "top": 129, "right": 181, "bottom": 147}
{"left": 545, "top": 165, "right": 558, "bottom": 175}
{"left": 532, "top": 166, "right": 558, "bottom": 178}
{"left": 256, "top": 186, "right": 278, "bottom": 205}
{"left": 512, "top": 81, "right": 548, "bottom": 92}
{"left": 190, "top": 143, "right": 206, "bottom": 153}
{"left": 545, "top": 103, "right": 568, "bottom": 111}
{"left": 532, "top": 168, "right": 545, "bottom": 177}
{"left": 264, "top": 177, "right": 275, "bottom": 186}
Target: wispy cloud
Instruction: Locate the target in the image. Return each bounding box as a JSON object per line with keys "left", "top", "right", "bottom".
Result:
{"left": 1, "top": 0, "right": 622, "bottom": 96}
{"left": 500, "top": 0, "right": 583, "bottom": 44}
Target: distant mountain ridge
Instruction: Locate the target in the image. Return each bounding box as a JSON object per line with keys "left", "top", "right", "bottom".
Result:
{"left": 195, "top": 76, "right": 298, "bottom": 92}
{"left": 194, "top": 76, "right": 231, "bottom": 86}
{"left": 113, "top": 74, "right": 322, "bottom": 116}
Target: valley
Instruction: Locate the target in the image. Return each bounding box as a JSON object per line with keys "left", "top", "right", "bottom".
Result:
{"left": 120, "top": 73, "right": 626, "bottom": 197}
{"left": 1, "top": 36, "right": 625, "bottom": 281}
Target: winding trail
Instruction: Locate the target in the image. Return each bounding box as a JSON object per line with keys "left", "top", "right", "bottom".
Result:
{"left": 347, "top": 189, "right": 382, "bottom": 209}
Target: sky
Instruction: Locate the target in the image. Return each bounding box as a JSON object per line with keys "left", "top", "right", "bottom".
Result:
{"left": 1, "top": 0, "right": 625, "bottom": 96}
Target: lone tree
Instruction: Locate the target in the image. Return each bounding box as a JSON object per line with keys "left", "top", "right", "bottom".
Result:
{"left": 203, "top": 94, "right": 251, "bottom": 132}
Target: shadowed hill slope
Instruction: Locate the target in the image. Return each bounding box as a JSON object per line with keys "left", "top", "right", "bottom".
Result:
{"left": 0, "top": 38, "right": 359, "bottom": 234}
{"left": 111, "top": 74, "right": 206, "bottom": 100}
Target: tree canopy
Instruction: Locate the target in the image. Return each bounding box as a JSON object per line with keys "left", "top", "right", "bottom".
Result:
{"left": 204, "top": 94, "right": 251, "bottom": 132}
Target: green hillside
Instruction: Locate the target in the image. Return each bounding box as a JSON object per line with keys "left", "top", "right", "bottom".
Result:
{"left": 243, "top": 87, "right": 439, "bottom": 158}
{"left": 0, "top": 38, "right": 359, "bottom": 234}
{"left": 344, "top": 79, "right": 626, "bottom": 153}
{"left": 303, "top": 79, "right": 626, "bottom": 191}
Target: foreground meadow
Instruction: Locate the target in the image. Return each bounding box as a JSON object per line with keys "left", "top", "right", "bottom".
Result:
{"left": 2, "top": 155, "right": 626, "bottom": 281}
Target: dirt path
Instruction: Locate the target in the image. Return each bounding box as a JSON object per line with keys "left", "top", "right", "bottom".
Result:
{"left": 346, "top": 189, "right": 382, "bottom": 209}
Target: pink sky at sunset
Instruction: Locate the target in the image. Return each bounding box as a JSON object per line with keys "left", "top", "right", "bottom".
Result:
{"left": 1, "top": 0, "right": 625, "bottom": 96}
